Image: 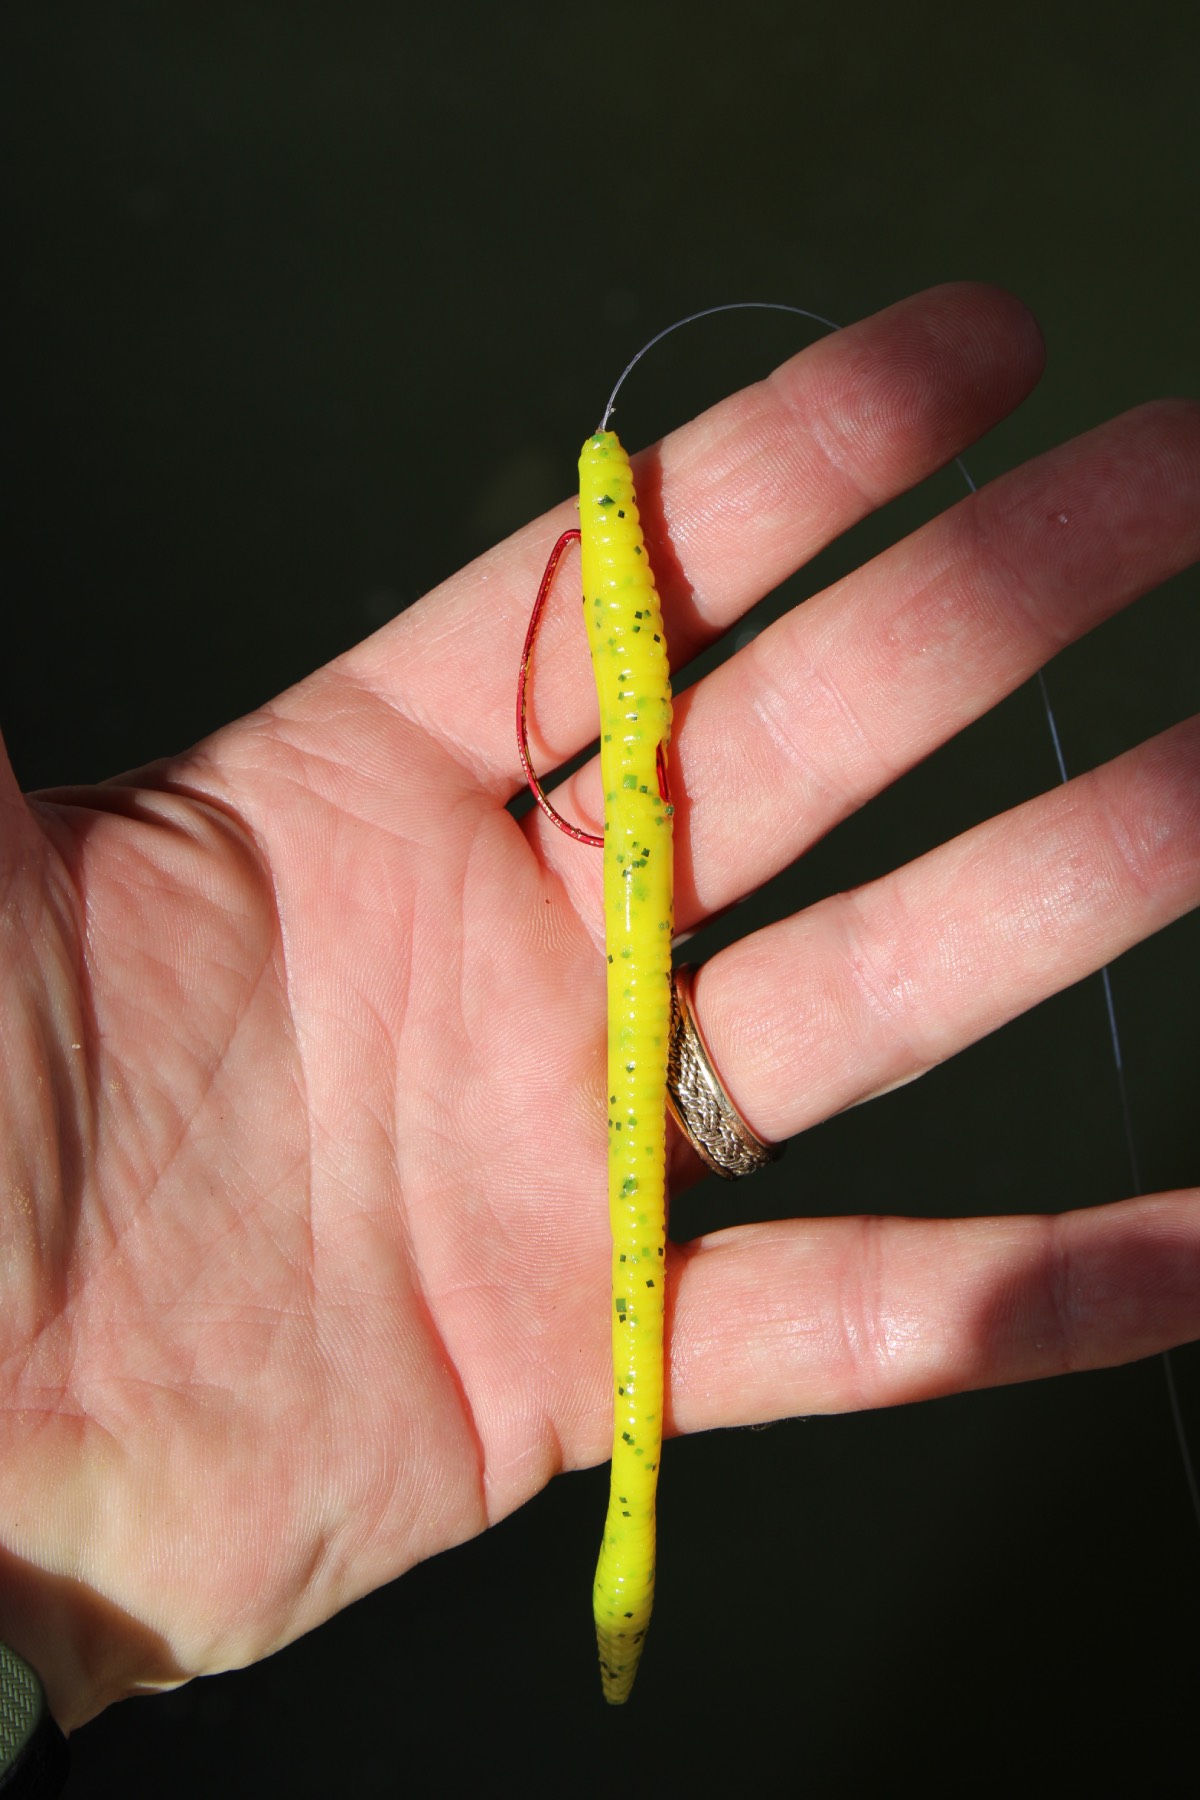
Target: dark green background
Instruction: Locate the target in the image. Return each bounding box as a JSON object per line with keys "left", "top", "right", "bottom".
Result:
{"left": 3, "top": 3, "right": 1197, "bottom": 1793}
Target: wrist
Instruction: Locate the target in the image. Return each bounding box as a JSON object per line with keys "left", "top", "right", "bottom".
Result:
{"left": 0, "top": 1639, "right": 70, "bottom": 1796}
{"left": 0, "top": 1546, "right": 186, "bottom": 1734}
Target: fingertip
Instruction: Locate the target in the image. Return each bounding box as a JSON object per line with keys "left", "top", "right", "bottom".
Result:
{"left": 921, "top": 279, "right": 1045, "bottom": 356}
{"left": 1126, "top": 395, "right": 1200, "bottom": 485}
{"left": 759, "top": 281, "right": 1048, "bottom": 502}
{"left": 946, "top": 279, "right": 1046, "bottom": 390}
{"left": 867, "top": 280, "right": 1047, "bottom": 418}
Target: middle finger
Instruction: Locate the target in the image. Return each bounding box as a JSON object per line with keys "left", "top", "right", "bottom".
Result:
{"left": 542, "top": 398, "right": 1200, "bottom": 934}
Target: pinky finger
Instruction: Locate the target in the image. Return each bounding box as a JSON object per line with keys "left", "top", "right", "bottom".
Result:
{"left": 664, "top": 1190, "right": 1200, "bottom": 1431}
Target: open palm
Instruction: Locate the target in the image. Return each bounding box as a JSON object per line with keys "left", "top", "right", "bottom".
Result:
{"left": 3, "top": 284, "right": 1198, "bottom": 1729}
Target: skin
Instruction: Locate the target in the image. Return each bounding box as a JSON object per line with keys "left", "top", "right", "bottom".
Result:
{"left": 1, "top": 283, "right": 1198, "bottom": 1731}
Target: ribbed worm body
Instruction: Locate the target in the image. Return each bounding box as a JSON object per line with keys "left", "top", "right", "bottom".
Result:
{"left": 579, "top": 430, "right": 674, "bottom": 1703}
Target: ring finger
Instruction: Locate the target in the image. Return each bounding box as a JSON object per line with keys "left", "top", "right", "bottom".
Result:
{"left": 684, "top": 712, "right": 1200, "bottom": 1155}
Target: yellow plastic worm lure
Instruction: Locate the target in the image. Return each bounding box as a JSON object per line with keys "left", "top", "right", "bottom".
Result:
{"left": 515, "top": 300, "right": 1180, "bottom": 1712}
{"left": 514, "top": 311, "right": 843, "bottom": 1702}
{"left": 517, "top": 429, "right": 674, "bottom": 1703}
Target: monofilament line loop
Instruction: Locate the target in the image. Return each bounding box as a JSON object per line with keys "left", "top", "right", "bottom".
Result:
{"left": 599, "top": 301, "right": 843, "bottom": 433}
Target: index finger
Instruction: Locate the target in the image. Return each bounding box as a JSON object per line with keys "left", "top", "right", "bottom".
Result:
{"left": 346, "top": 282, "right": 1046, "bottom": 790}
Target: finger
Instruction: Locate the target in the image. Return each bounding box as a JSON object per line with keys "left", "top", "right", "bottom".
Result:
{"left": 543, "top": 398, "right": 1200, "bottom": 926}
{"left": 349, "top": 282, "right": 1045, "bottom": 788}
{"left": 0, "top": 726, "right": 39, "bottom": 892}
{"left": 657, "top": 1189, "right": 1200, "bottom": 1435}
{"left": 690, "top": 716, "right": 1200, "bottom": 1145}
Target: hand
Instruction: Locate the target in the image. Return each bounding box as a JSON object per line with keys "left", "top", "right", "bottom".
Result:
{"left": 2, "top": 283, "right": 1197, "bottom": 1729}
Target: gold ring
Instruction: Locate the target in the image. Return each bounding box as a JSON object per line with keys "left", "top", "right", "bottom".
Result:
{"left": 666, "top": 964, "right": 780, "bottom": 1180}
